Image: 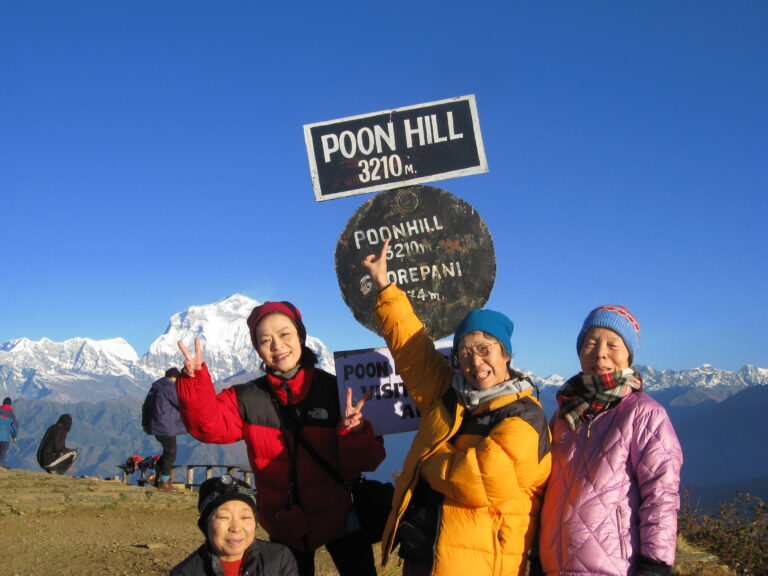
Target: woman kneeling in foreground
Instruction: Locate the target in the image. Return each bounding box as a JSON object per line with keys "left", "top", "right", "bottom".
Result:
{"left": 170, "top": 475, "right": 298, "bottom": 576}
{"left": 538, "top": 306, "right": 683, "bottom": 576}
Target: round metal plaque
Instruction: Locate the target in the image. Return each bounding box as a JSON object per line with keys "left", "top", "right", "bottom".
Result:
{"left": 335, "top": 185, "right": 496, "bottom": 339}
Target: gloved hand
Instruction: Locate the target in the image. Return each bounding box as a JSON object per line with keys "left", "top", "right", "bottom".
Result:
{"left": 527, "top": 553, "right": 544, "bottom": 576}
{"left": 635, "top": 555, "right": 671, "bottom": 576}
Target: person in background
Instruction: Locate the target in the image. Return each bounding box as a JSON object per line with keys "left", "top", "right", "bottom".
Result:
{"left": 170, "top": 474, "right": 299, "bottom": 576}
{"left": 362, "top": 240, "right": 552, "bottom": 576}
{"left": 538, "top": 306, "right": 683, "bottom": 576}
{"left": 0, "top": 397, "right": 19, "bottom": 468}
{"left": 142, "top": 367, "right": 187, "bottom": 491}
{"left": 37, "top": 413, "right": 78, "bottom": 474}
{"left": 176, "top": 300, "right": 385, "bottom": 576}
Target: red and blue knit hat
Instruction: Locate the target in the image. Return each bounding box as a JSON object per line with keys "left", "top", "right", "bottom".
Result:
{"left": 576, "top": 305, "right": 640, "bottom": 362}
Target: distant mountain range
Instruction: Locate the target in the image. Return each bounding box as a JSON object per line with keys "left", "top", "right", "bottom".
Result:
{"left": 0, "top": 294, "right": 335, "bottom": 403}
{"left": 2, "top": 293, "right": 765, "bottom": 405}
{"left": 2, "top": 294, "right": 767, "bottom": 508}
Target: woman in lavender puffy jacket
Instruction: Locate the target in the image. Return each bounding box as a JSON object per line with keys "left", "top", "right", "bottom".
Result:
{"left": 538, "top": 306, "right": 683, "bottom": 576}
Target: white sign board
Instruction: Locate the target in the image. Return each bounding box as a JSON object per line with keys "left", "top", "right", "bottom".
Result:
{"left": 304, "top": 95, "right": 488, "bottom": 201}
{"left": 334, "top": 340, "right": 454, "bottom": 435}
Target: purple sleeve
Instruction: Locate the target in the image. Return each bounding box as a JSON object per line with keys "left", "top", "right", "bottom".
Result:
{"left": 632, "top": 404, "right": 683, "bottom": 566}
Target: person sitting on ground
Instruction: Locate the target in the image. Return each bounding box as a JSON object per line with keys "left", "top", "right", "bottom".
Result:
{"left": 0, "top": 397, "right": 19, "bottom": 468}
{"left": 170, "top": 474, "right": 299, "bottom": 576}
{"left": 37, "top": 413, "right": 78, "bottom": 475}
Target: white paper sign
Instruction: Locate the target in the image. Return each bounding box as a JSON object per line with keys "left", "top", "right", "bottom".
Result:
{"left": 334, "top": 340, "right": 454, "bottom": 435}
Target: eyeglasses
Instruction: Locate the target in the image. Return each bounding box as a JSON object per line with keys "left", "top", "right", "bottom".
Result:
{"left": 456, "top": 341, "right": 498, "bottom": 364}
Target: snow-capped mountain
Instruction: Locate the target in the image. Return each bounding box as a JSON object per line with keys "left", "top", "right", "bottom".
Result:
{"left": 527, "top": 364, "right": 768, "bottom": 392}
{"left": 0, "top": 295, "right": 334, "bottom": 402}
{"left": 0, "top": 337, "right": 151, "bottom": 401}
{"left": 640, "top": 363, "right": 768, "bottom": 391}
{"left": 0, "top": 295, "right": 764, "bottom": 403}
{"left": 136, "top": 293, "right": 334, "bottom": 385}
{"left": 138, "top": 293, "right": 260, "bottom": 381}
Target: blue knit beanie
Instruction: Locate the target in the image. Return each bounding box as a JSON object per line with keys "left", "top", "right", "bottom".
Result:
{"left": 576, "top": 305, "right": 640, "bottom": 362}
{"left": 453, "top": 309, "right": 514, "bottom": 357}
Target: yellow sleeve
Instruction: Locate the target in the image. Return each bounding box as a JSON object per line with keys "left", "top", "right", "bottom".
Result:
{"left": 375, "top": 284, "right": 455, "bottom": 411}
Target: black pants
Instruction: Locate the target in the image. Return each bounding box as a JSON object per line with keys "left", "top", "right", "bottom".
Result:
{"left": 154, "top": 435, "right": 177, "bottom": 478}
{"left": 284, "top": 530, "right": 376, "bottom": 576}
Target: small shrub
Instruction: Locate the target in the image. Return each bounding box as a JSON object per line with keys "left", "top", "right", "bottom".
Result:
{"left": 679, "top": 491, "right": 768, "bottom": 576}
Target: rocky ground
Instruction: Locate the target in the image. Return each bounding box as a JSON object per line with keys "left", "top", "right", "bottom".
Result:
{"left": 0, "top": 468, "right": 734, "bottom": 576}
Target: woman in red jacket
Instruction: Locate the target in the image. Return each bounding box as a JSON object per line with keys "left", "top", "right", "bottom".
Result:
{"left": 176, "top": 301, "right": 385, "bottom": 576}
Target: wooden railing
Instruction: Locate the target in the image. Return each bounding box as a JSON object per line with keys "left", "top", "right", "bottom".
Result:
{"left": 116, "top": 463, "right": 253, "bottom": 489}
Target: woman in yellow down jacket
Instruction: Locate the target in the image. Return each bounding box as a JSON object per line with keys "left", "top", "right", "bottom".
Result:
{"left": 362, "top": 241, "right": 552, "bottom": 576}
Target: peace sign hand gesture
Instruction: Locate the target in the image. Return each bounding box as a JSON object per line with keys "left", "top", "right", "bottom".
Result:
{"left": 177, "top": 338, "right": 204, "bottom": 377}
{"left": 341, "top": 387, "right": 372, "bottom": 432}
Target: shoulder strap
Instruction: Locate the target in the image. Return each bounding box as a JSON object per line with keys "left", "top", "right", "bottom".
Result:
{"left": 265, "top": 383, "right": 350, "bottom": 491}
{"left": 293, "top": 427, "right": 349, "bottom": 490}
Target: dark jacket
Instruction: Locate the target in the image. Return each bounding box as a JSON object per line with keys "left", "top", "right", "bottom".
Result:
{"left": 143, "top": 377, "right": 187, "bottom": 436}
{"left": 177, "top": 365, "right": 386, "bottom": 552}
{"left": 37, "top": 414, "right": 74, "bottom": 467}
{"left": 169, "top": 540, "right": 298, "bottom": 576}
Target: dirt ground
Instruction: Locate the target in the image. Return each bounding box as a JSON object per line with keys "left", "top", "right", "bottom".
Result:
{"left": 0, "top": 468, "right": 731, "bottom": 576}
{"left": 0, "top": 468, "right": 369, "bottom": 576}
{"left": 0, "top": 468, "right": 205, "bottom": 575}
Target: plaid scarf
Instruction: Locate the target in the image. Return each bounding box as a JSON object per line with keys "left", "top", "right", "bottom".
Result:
{"left": 556, "top": 368, "right": 643, "bottom": 430}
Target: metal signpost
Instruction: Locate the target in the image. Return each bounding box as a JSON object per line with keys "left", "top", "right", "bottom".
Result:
{"left": 304, "top": 95, "right": 488, "bottom": 201}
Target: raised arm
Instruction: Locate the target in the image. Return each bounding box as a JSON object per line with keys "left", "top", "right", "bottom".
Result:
{"left": 361, "top": 240, "right": 455, "bottom": 411}
{"left": 175, "top": 338, "right": 244, "bottom": 444}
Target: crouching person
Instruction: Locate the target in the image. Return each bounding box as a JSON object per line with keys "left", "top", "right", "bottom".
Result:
{"left": 171, "top": 475, "right": 298, "bottom": 576}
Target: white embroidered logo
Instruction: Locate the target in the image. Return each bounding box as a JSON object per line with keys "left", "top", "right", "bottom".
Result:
{"left": 308, "top": 407, "right": 329, "bottom": 420}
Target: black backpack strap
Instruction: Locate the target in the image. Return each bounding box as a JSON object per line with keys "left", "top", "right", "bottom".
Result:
{"left": 265, "top": 384, "right": 350, "bottom": 491}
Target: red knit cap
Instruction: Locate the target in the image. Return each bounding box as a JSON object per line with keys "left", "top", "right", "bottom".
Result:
{"left": 246, "top": 301, "right": 307, "bottom": 349}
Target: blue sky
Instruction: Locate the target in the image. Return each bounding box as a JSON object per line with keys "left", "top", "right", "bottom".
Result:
{"left": 1, "top": 1, "right": 766, "bottom": 378}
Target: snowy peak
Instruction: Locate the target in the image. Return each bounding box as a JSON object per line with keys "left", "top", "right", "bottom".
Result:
{"left": 141, "top": 294, "right": 258, "bottom": 379}
{"left": 0, "top": 336, "right": 138, "bottom": 374}
{"left": 532, "top": 364, "right": 766, "bottom": 393}
{"left": 0, "top": 295, "right": 762, "bottom": 403}
{"left": 0, "top": 336, "right": 149, "bottom": 402}
{"left": 139, "top": 293, "right": 335, "bottom": 383}
{"left": 0, "top": 293, "right": 335, "bottom": 403}
{"left": 639, "top": 363, "right": 765, "bottom": 391}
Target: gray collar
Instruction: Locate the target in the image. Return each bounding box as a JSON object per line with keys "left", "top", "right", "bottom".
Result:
{"left": 451, "top": 371, "right": 532, "bottom": 409}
